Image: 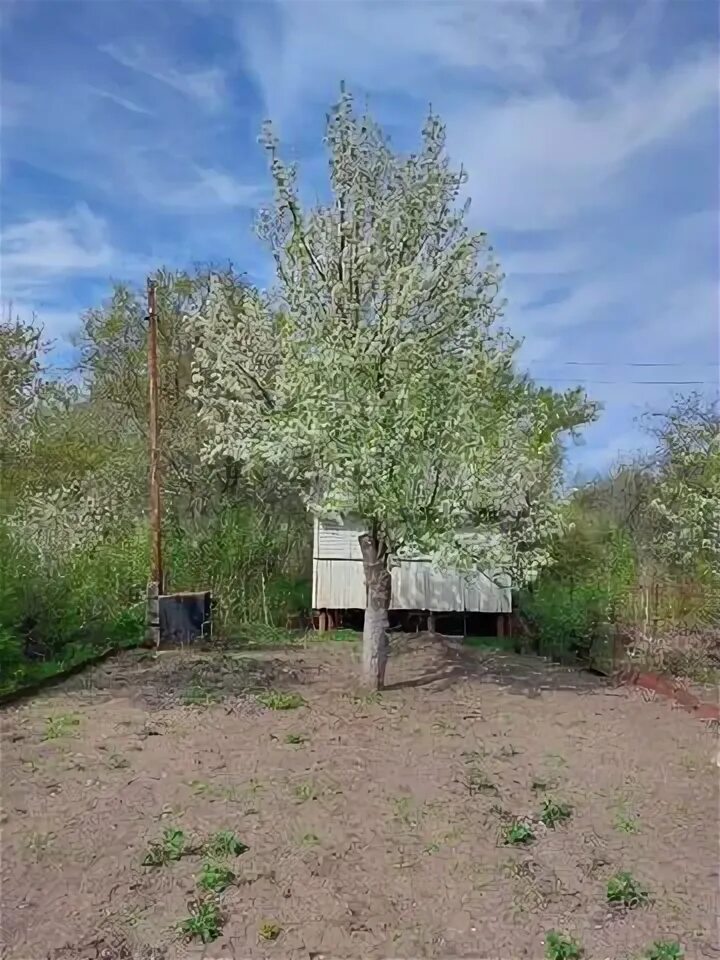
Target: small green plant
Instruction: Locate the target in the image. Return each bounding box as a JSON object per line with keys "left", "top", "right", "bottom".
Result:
{"left": 182, "top": 686, "right": 221, "bottom": 707}
{"left": 606, "top": 871, "right": 649, "bottom": 908}
{"left": 188, "top": 779, "right": 212, "bottom": 796}
{"left": 257, "top": 690, "right": 305, "bottom": 710}
{"left": 43, "top": 714, "right": 80, "bottom": 740}
{"left": 26, "top": 831, "right": 56, "bottom": 861}
{"left": 465, "top": 767, "right": 497, "bottom": 795}
{"left": 544, "top": 930, "right": 583, "bottom": 960}
{"left": 285, "top": 732, "right": 308, "bottom": 744}
{"left": 540, "top": 798, "right": 572, "bottom": 828}
{"left": 300, "top": 832, "right": 320, "bottom": 846}
{"left": 142, "top": 827, "right": 186, "bottom": 866}
{"left": 205, "top": 829, "right": 248, "bottom": 858}
{"left": 258, "top": 920, "right": 282, "bottom": 941}
{"left": 615, "top": 812, "right": 640, "bottom": 833}
{"left": 392, "top": 795, "right": 421, "bottom": 827}
{"left": 197, "top": 861, "right": 235, "bottom": 893}
{"left": 645, "top": 941, "right": 683, "bottom": 960}
{"left": 294, "top": 781, "right": 318, "bottom": 802}
{"left": 503, "top": 820, "right": 535, "bottom": 845}
{"left": 180, "top": 898, "right": 223, "bottom": 944}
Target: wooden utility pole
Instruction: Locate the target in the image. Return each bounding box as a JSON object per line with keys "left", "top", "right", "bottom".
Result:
{"left": 146, "top": 278, "right": 164, "bottom": 648}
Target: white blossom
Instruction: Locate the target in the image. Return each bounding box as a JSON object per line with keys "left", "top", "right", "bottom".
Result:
{"left": 189, "top": 90, "right": 597, "bottom": 585}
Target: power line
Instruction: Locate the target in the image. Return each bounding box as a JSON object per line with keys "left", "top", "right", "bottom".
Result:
{"left": 530, "top": 361, "right": 720, "bottom": 368}
{"left": 538, "top": 378, "right": 716, "bottom": 385}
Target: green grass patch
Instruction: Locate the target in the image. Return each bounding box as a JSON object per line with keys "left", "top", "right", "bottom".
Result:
{"left": 463, "top": 635, "right": 516, "bottom": 651}
{"left": 256, "top": 690, "right": 305, "bottom": 710}
{"left": 644, "top": 941, "right": 683, "bottom": 960}
{"left": 182, "top": 685, "right": 222, "bottom": 707}
{"left": 317, "top": 628, "right": 361, "bottom": 643}
{"left": 223, "top": 623, "right": 303, "bottom": 650}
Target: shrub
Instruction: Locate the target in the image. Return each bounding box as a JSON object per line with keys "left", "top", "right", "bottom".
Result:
{"left": 0, "top": 501, "right": 310, "bottom": 697}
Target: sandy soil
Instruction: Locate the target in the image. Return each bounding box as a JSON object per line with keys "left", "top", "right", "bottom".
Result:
{"left": 1, "top": 636, "right": 718, "bottom": 960}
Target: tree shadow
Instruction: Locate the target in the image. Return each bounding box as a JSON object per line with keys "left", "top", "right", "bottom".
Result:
{"left": 383, "top": 633, "right": 609, "bottom": 700}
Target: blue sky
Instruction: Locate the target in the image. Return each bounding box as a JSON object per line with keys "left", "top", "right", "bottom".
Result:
{"left": 1, "top": 0, "right": 718, "bottom": 478}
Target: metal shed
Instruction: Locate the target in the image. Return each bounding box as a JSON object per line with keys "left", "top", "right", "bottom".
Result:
{"left": 312, "top": 516, "right": 511, "bottom": 617}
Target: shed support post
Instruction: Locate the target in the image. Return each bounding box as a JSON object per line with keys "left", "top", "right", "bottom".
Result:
{"left": 428, "top": 612, "right": 436, "bottom": 635}
{"left": 496, "top": 613, "right": 505, "bottom": 638}
{"left": 318, "top": 610, "right": 327, "bottom": 633}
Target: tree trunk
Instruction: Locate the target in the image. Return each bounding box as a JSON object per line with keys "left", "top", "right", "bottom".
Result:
{"left": 359, "top": 531, "right": 392, "bottom": 690}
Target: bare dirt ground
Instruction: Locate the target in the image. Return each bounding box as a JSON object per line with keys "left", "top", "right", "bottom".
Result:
{"left": 1, "top": 636, "right": 718, "bottom": 960}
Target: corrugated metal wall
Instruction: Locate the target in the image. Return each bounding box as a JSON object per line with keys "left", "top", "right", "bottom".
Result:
{"left": 312, "top": 518, "right": 511, "bottom": 612}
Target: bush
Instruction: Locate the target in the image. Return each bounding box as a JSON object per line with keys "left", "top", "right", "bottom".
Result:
{"left": 520, "top": 580, "right": 613, "bottom": 661}
{"left": 519, "top": 525, "right": 635, "bottom": 662}
{"left": 0, "top": 518, "right": 148, "bottom": 696}
{"left": 166, "top": 504, "right": 310, "bottom": 631}
{"left": 0, "top": 502, "right": 311, "bottom": 697}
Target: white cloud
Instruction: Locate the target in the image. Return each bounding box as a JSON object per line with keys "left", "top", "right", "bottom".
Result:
{"left": 236, "top": 0, "right": 661, "bottom": 132}
{"left": 0, "top": 205, "right": 148, "bottom": 328}
{"left": 100, "top": 42, "right": 226, "bottom": 112}
{"left": 1, "top": 204, "right": 114, "bottom": 281}
{"left": 235, "top": 1, "right": 717, "bottom": 235}
{"left": 451, "top": 57, "right": 718, "bottom": 230}
{"left": 1, "top": 0, "right": 715, "bottom": 472}
{"left": 149, "top": 167, "right": 265, "bottom": 212}
{"left": 87, "top": 86, "right": 152, "bottom": 116}
{"left": 510, "top": 208, "right": 718, "bottom": 333}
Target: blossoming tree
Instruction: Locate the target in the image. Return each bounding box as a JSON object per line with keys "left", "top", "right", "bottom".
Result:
{"left": 649, "top": 395, "right": 720, "bottom": 570}
{"left": 189, "top": 90, "right": 597, "bottom": 689}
